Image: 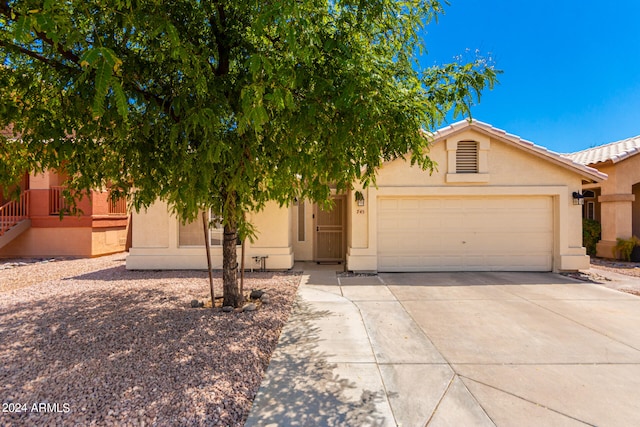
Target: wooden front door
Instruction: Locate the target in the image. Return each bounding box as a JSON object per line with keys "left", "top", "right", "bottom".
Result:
{"left": 314, "top": 197, "right": 345, "bottom": 263}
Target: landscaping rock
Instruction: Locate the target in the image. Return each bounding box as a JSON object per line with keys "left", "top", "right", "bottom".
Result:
{"left": 250, "top": 289, "right": 265, "bottom": 299}
{"left": 190, "top": 299, "right": 202, "bottom": 308}
{"left": 260, "top": 295, "right": 270, "bottom": 304}
{"left": 243, "top": 303, "right": 257, "bottom": 312}
{"left": 0, "top": 253, "right": 302, "bottom": 426}
{"left": 222, "top": 305, "right": 234, "bottom": 312}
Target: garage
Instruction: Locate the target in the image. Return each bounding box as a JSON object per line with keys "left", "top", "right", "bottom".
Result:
{"left": 377, "top": 196, "right": 554, "bottom": 272}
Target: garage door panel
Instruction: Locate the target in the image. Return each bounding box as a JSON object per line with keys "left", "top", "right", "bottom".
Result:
{"left": 397, "top": 198, "right": 421, "bottom": 210}
{"left": 377, "top": 196, "right": 553, "bottom": 272}
{"left": 380, "top": 255, "right": 465, "bottom": 271}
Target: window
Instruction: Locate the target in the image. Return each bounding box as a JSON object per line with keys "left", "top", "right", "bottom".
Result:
{"left": 456, "top": 141, "right": 479, "bottom": 173}
{"left": 297, "top": 202, "right": 306, "bottom": 241}
{"left": 178, "top": 210, "right": 241, "bottom": 247}
{"left": 586, "top": 201, "right": 595, "bottom": 220}
{"left": 209, "top": 216, "right": 224, "bottom": 246}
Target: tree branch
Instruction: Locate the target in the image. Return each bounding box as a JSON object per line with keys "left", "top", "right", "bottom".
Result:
{"left": 0, "top": 39, "right": 79, "bottom": 73}
{"left": 209, "top": 4, "right": 229, "bottom": 77}
{"left": 0, "top": 3, "right": 81, "bottom": 65}
{"left": 0, "top": 3, "right": 181, "bottom": 122}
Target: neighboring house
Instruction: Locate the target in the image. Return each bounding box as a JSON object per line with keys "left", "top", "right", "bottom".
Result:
{"left": 127, "top": 120, "right": 605, "bottom": 272}
{"left": 0, "top": 169, "right": 130, "bottom": 258}
{"left": 566, "top": 135, "right": 640, "bottom": 259}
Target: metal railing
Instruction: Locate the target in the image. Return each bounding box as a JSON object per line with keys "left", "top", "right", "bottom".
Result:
{"left": 0, "top": 190, "right": 30, "bottom": 236}
{"left": 50, "top": 186, "right": 127, "bottom": 215}
{"left": 108, "top": 195, "right": 127, "bottom": 215}
{"left": 49, "top": 186, "right": 71, "bottom": 215}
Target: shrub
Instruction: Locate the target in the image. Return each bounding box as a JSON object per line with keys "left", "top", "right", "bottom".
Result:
{"left": 613, "top": 236, "right": 640, "bottom": 261}
{"left": 582, "top": 219, "right": 601, "bottom": 256}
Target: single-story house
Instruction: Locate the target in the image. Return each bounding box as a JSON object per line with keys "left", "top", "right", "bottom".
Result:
{"left": 126, "top": 120, "right": 606, "bottom": 272}
{"left": 566, "top": 135, "right": 640, "bottom": 259}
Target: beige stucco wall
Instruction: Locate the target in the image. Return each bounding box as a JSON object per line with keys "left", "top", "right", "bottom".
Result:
{"left": 633, "top": 183, "right": 640, "bottom": 238}
{"left": 132, "top": 202, "right": 170, "bottom": 248}
{"left": 126, "top": 200, "right": 293, "bottom": 270}
{"left": 91, "top": 227, "right": 128, "bottom": 256}
{"left": 590, "top": 155, "right": 640, "bottom": 258}
{"left": 346, "top": 129, "right": 589, "bottom": 272}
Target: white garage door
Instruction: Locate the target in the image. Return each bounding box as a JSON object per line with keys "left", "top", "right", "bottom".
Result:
{"left": 377, "top": 196, "right": 553, "bottom": 272}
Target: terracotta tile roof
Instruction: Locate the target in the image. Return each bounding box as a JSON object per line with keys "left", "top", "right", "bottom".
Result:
{"left": 429, "top": 119, "right": 607, "bottom": 182}
{"left": 565, "top": 135, "right": 640, "bottom": 166}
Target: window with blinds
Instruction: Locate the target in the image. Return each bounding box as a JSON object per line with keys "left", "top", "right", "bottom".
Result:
{"left": 456, "top": 141, "right": 479, "bottom": 173}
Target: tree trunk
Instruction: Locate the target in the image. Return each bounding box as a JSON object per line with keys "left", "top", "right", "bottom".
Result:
{"left": 222, "top": 206, "right": 243, "bottom": 307}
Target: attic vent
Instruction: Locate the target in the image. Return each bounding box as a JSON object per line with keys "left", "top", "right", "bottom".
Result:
{"left": 456, "top": 141, "right": 479, "bottom": 173}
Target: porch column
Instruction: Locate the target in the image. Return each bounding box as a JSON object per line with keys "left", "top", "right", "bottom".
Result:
{"left": 28, "top": 172, "right": 52, "bottom": 217}
{"left": 596, "top": 193, "right": 635, "bottom": 258}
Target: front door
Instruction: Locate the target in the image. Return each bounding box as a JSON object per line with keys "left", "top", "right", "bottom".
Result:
{"left": 315, "top": 197, "right": 345, "bottom": 263}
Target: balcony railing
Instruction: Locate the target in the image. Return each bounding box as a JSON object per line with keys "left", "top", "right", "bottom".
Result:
{"left": 49, "top": 186, "right": 71, "bottom": 215}
{"left": 49, "top": 186, "right": 127, "bottom": 216}
{"left": 108, "top": 195, "right": 127, "bottom": 215}
{"left": 0, "top": 190, "right": 30, "bottom": 236}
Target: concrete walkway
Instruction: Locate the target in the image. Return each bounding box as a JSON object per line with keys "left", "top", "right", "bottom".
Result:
{"left": 245, "top": 269, "right": 640, "bottom": 426}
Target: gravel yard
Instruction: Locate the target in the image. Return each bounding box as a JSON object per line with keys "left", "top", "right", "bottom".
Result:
{"left": 590, "top": 257, "right": 640, "bottom": 278}
{"left": 0, "top": 253, "right": 301, "bottom": 426}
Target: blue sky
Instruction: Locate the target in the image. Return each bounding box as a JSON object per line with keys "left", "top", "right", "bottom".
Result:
{"left": 420, "top": 0, "right": 640, "bottom": 154}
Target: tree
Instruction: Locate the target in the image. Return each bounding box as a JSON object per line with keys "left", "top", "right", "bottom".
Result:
{"left": 0, "top": 0, "right": 498, "bottom": 307}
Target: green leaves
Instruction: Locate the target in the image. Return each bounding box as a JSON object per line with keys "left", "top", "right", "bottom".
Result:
{"left": 80, "top": 47, "right": 125, "bottom": 119}
{"left": 111, "top": 81, "right": 128, "bottom": 118}
{"left": 0, "top": 0, "right": 499, "bottom": 236}
{"left": 13, "top": 15, "right": 34, "bottom": 43}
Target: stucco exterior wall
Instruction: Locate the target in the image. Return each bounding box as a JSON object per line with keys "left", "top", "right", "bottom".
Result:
{"left": 0, "top": 226, "right": 127, "bottom": 258}
{"left": 0, "top": 227, "right": 92, "bottom": 257}
{"left": 590, "top": 155, "right": 640, "bottom": 257}
{"left": 633, "top": 183, "right": 640, "bottom": 239}
{"left": 346, "top": 129, "right": 589, "bottom": 272}
{"left": 126, "top": 125, "right": 596, "bottom": 272}
{"left": 126, "top": 200, "right": 293, "bottom": 270}
{"left": 91, "top": 227, "right": 128, "bottom": 256}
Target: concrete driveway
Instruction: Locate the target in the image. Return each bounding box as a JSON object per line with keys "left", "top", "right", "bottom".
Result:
{"left": 246, "top": 270, "right": 640, "bottom": 427}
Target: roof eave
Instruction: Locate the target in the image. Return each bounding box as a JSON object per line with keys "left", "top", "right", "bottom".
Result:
{"left": 427, "top": 120, "right": 608, "bottom": 183}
